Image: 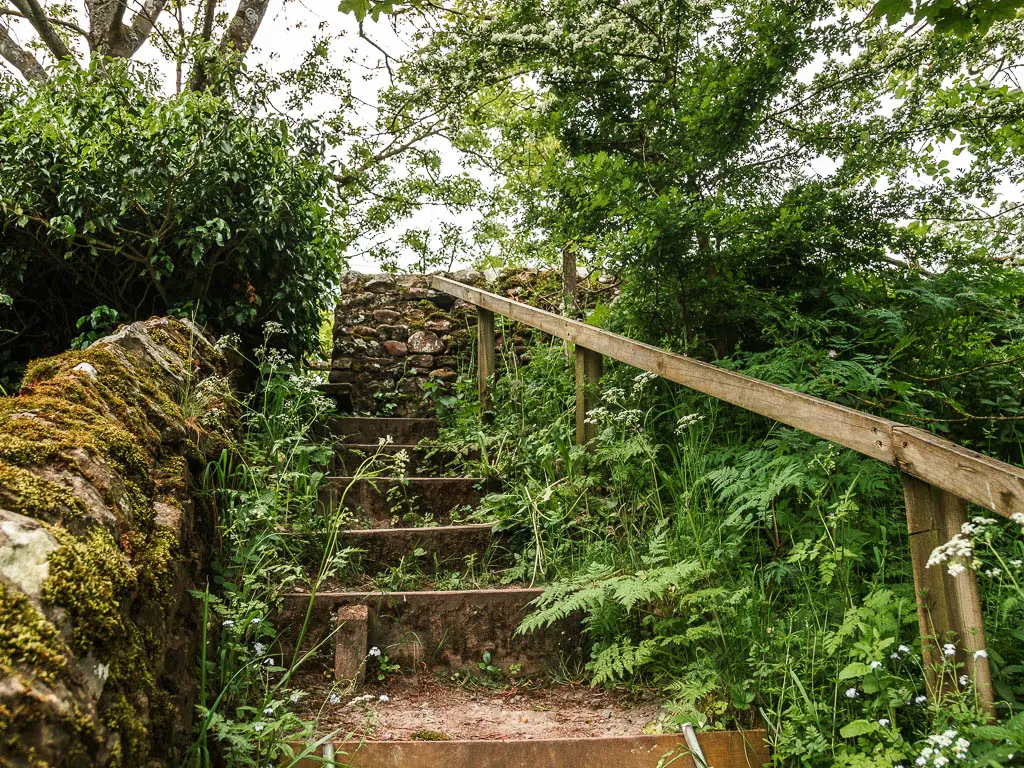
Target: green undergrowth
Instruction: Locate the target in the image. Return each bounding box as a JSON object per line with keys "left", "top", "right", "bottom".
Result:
{"left": 187, "top": 329, "right": 417, "bottom": 767}
{"left": 432, "top": 332, "right": 1024, "bottom": 767}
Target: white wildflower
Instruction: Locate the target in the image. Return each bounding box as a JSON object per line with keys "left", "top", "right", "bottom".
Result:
{"left": 869, "top": 660, "right": 883, "bottom": 670}
{"left": 378, "top": 694, "right": 390, "bottom": 703}
{"left": 328, "top": 693, "right": 341, "bottom": 705}
{"left": 378, "top": 435, "right": 394, "bottom": 446}
{"left": 942, "top": 643, "right": 956, "bottom": 657}
{"left": 845, "top": 687, "right": 859, "bottom": 698}
{"left": 878, "top": 718, "right": 891, "bottom": 727}
{"left": 927, "top": 534, "right": 973, "bottom": 571}
{"left": 915, "top": 695, "right": 928, "bottom": 704}
{"left": 974, "top": 649, "right": 988, "bottom": 659}
{"left": 1011, "top": 512, "right": 1024, "bottom": 526}
{"left": 899, "top": 644, "right": 911, "bottom": 654}
{"left": 263, "top": 706, "right": 274, "bottom": 715}
{"left": 947, "top": 562, "right": 967, "bottom": 577}
{"left": 674, "top": 412, "right": 704, "bottom": 435}
{"left": 264, "top": 657, "right": 274, "bottom": 666}
{"left": 959, "top": 675, "right": 970, "bottom": 686}
{"left": 254, "top": 642, "right": 266, "bottom": 655}
{"left": 368, "top": 646, "right": 382, "bottom": 657}
{"left": 223, "top": 619, "right": 235, "bottom": 628}
{"left": 290, "top": 691, "right": 304, "bottom": 703}
{"left": 253, "top": 722, "right": 265, "bottom": 733}
{"left": 985, "top": 567, "right": 1002, "bottom": 578}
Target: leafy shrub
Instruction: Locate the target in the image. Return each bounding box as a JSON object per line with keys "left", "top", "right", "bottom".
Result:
{"left": 0, "top": 60, "right": 343, "bottom": 375}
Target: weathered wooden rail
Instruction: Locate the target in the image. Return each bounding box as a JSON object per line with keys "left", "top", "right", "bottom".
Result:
{"left": 431, "top": 274, "right": 1024, "bottom": 716}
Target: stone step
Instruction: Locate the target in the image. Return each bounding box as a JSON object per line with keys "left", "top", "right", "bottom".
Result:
{"left": 329, "top": 416, "right": 438, "bottom": 445}
{"left": 278, "top": 588, "right": 581, "bottom": 677}
{"left": 288, "top": 680, "right": 770, "bottom": 768}
{"left": 319, "top": 477, "right": 492, "bottom": 526}
{"left": 333, "top": 444, "right": 481, "bottom": 476}
{"left": 337, "top": 523, "right": 495, "bottom": 572}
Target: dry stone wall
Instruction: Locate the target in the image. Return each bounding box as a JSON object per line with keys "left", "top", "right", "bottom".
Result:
{"left": 331, "top": 269, "right": 618, "bottom": 417}
{"left": 0, "top": 318, "right": 236, "bottom": 767}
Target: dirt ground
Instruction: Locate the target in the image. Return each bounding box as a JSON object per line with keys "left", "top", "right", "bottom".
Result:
{"left": 297, "top": 675, "right": 665, "bottom": 741}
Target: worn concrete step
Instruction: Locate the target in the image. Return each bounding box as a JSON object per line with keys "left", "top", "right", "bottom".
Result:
{"left": 329, "top": 416, "right": 438, "bottom": 445}
{"left": 288, "top": 680, "right": 770, "bottom": 768}
{"left": 278, "top": 588, "right": 581, "bottom": 676}
{"left": 333, "top": 444, "right": 481, "bottom": 476}
{"left": 337, "top": 523, "right": 495, "bottom": 572}
{"left": 319, "top": 477, "right": 492, "bottom": 526}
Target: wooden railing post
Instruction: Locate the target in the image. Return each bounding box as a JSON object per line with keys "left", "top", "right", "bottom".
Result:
{"left": 477, "top": 307, "right": 496, "bottom": 417}
{"left": 902, "top": 473, "right": 994, "bottom": 716}
{"left": 575, "top": 345, "right": 602, "bottom": 447}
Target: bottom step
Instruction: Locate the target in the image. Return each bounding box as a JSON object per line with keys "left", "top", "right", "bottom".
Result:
{"left": 301, "top": 732, "right": 769, "bottom": 768}
{"left": 291, "top": 680, "right": 768, "bottom": 767}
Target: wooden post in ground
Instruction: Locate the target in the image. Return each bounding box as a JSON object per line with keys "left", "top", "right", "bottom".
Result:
{"left": 562, "top": 247, "right": 579, "bottom": 319}
{"left": 575, "top": 346, "right": 602, "bottom": 448}
{"left": 477, "top": 307, "right": 496, "bottom": 418}
{"left": 902, "top": 473, "right": 994, "bottom": 716}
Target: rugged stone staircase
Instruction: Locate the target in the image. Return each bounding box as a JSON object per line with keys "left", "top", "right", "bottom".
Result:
{"left": 276, "top": 412, "right": 769, "bottom": 767}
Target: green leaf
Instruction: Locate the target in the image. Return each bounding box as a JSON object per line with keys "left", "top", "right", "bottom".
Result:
{"left": 840, "top": 720, "right": 879, "bottom": 739}
{"left": 838, "top": 662, "right": 870, "bottom": 680}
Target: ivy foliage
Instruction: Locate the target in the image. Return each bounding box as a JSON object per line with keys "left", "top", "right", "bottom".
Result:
{"left": 0, "top": 60, "right": 344, "bottom": 368}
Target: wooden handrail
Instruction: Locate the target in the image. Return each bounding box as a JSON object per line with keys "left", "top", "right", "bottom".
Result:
{"left": 433, "top": 275, "right": 1024, "bottom": 522}
{"left": 432, "top": 273, "right": 1024, "bottom": 714}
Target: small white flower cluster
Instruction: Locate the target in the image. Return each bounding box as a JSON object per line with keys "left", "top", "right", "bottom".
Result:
{"left": 393, "top": 449, "right": 410, "bottom": 472}
{"left": 674, "top": 413, "right": 704, "bottom": 435}
{"left": 601, "top": 386, "right": 626, "bottom": 405}
{"left": 262, "top": 321, "right": 286, "bottom": 336}
{"left": 891, "top": 643, "right": 912, "bottom": 660}
{"left": 346, "top": 693, "right": 376, "bottom": 707}
{"left": 262, "top": 347, "right": 293, "bottom": 368}
{"left": 368, "top": 646, "right": 382, "bottom": 658}
{"left": 1012, "top": 512, "right": 1024, "bottom": 527}
{"left": 926, "top": 532, "right": 973, "bottom": 577}
{"left": 378, "top": 435, "right": 394, "bottom": 447}
{"left": 869, "top": 660, "right": 884, "bottom": 670}
{"left": 914, "top": 730, "right": 970, "bottom": 766}
{"left": 631, "top": 371, "right": 657, "bottom": 394}
{"left": 214, "top": 333, "right": 241, "bottom": 352}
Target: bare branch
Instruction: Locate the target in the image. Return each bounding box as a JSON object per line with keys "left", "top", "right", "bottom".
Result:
{"left": 9, "top": 0, "right": 77, "bottom": 61}
{"left": 0, "top": 8, "right": 87, "bottom": 37}
{"left": 0, "top": 22, "right": 46, "bottom": 80}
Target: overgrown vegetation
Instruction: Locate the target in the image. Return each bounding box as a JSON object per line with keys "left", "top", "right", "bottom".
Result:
{"left": 0, "top": 61, "right": 343, "bottom": 379}
{"left": 432, "top": 323, "right": 1024, "bottom": 766}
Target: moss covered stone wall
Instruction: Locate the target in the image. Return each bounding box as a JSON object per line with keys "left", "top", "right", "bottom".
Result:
{"left": 0, "top": 317, "right": 235, "bottom": 767}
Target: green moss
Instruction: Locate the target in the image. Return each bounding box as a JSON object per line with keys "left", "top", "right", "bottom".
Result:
{"left": 0, "top": 583, "right": 68, "bottom": 684}
{"left": 411, "top": 730, "right": 451, "bottom": 741}
{"left": 0, "top": 462, "right": 87, "bottom": 524}
{"left": 41, "top": 529, "right": 136, "bottom": 655}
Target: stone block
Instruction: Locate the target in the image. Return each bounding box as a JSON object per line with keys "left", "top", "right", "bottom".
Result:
{"left": 408, "top": 354, "right": 433, "bottom": 367}
{"left": 428, "top": 368, "right": 457, "bottom": 382}
{"left": 364, "top": 277, "right": 395, "bottom": 292}
{"left": 372, "top": 309, "right": 401, "bottom": 324}
{"left": 383, "top": 341, "right": 408, "bottom": 357}
{"left": 334, "top": 604, "right": 372, "bottom": 687}
{"left": 408, "top": 331, "right": 444, "bottom": 354}
{"left": 378, "top": 324, "right": 410, "bottom": 342}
